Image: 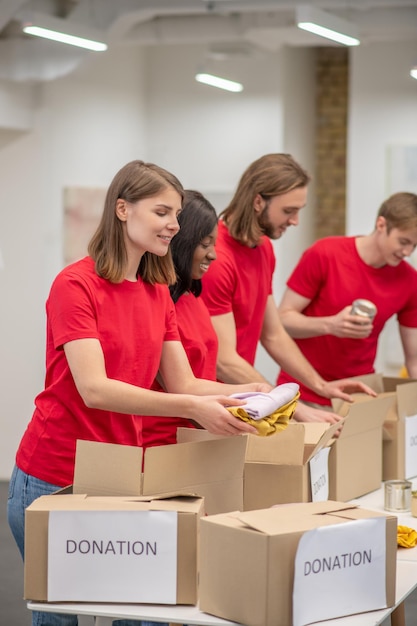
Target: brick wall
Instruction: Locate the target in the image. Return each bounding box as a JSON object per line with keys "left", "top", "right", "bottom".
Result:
{"left": 315, "top": 47, "right": 349, "bottom": 239}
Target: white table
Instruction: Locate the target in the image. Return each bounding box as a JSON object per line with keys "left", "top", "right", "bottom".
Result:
{"left": 350, "top": 478, "right": 417, "bottom": 625}
{"left": 351, "top": 478, "right": 417, "bottom": 563}
{"left": 29, "top": 483, "right": 417, "bottom": 626}
{"left": 27, "top": 558, "right": 417, "bottom": 626}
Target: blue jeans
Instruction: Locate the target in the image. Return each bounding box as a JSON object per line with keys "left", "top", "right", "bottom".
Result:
{"left": 8, "top": 465, "right": 167, "bottom": 626}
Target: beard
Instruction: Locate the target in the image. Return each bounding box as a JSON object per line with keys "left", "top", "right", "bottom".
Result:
{"left": 257, "top": 205, "right": 282, "bottom": 240}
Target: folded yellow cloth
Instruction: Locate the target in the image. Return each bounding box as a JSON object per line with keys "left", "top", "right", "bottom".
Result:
{"left": 397, "top": 525, "right": 417, "bottom": 548}
{"left": 227, "top": 392, "right": 300, "bottom": 436}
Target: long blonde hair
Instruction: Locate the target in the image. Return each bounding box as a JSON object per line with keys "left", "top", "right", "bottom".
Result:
{"left": 88, "top": 160, "right": 184, "bottom": 284}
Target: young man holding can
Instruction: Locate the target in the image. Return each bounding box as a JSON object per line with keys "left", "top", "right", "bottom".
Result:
{"left": 276, "top": 192, "right": 417, "bottom": 406}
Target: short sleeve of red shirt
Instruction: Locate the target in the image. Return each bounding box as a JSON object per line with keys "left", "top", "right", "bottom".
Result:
{"left": 278, "top": 236, "right": 417, "bottom": 404}
{"left": 286, "top": 240, "right": 328, "bottom": 300}
{"left": 16, "top": 257, "right": 180, "bottom": 486}
{"left": 201, "top": 221, "right": 275, "bottom": 365}
{"left": 48, "top": 262, "right": 179, "bottom": 350}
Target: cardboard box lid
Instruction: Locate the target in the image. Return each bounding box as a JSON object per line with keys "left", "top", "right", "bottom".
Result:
{"left": 244, "top": 424, "right": 305, "bottom": 464}
{"left": 178, "top": 422, "right": 340, "bottom": 466}
{"left": 302, "top": 421, "right": 341, "bottom": 462}
{"left": 243, "top": 420, "right": 340, "bottom": 465}
{"left": 396, "top": 381, "right": 417, "bottom": 419}
{"left": 73, "top": 440, "right": 143, "bottom": 496}
{"left": 331, "top": 394, "right": 394, "bottom": 437}
{"left": 143, "top": 435, "right": 247, "bottom": 495}
{"left": 176, "top": 425, "right": 307, "bottom": 463}
{"left": 73, "top": 436, "right": 247, "bottom": 505}
{"left": 218, "top": 501, "right": 386, "bottom": 536}
{"left": 27, "top": 493, "right": 204, "bottom": 513}
{"left": 339, "top": 372, "right": 416, "bottom": 394}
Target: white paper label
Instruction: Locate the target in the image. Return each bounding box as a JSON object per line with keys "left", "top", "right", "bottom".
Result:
{"left": 293, "top": 517, "right": 387, "bottom": 626}
{"left": 405, "top": 414, "right": 417, "bottom": 478}
{"left": 47, "top": 510, "right": 178, "bottom": 603}
{"left": 309, "top": 447, "right": 330, "bottom": 502}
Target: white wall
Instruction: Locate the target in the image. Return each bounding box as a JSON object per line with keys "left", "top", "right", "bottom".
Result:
{"left": 144, "top": 44, "right": 317, "bottom": 382}
{"left": 0, "top": 45, "right": 148, "bottom": 479}
{"left": 348, "top": 41, "right": 417, "bottom": 235}
{"left": 0, "top": 38, "right": 416, "bottom": 479}
{"left": 348, "top": 41, "right": 417, "bottom": 373}
{"left": 145, "top": 44, "right": 284, "bottom": 190}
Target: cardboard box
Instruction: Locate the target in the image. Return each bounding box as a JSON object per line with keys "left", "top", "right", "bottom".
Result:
{"left": 337, "top": 374, "right": 417, "bottom": 481}
{"left": 329, "top": 393, "right": 394, "bottom": 500}
{"left": 73, "top": 436, "right": 247, "bottom": 514}
{"left": 25, "top": 492, "right": 203, "bottom": 603}
{"left": 199, "top": 501, "right": 397, "bottom": 626}
{"left": 177, "top": 422, "right": 340, "bottom": 509}
{"left": 24, "top": 435, "right": 248, "bottom": 604}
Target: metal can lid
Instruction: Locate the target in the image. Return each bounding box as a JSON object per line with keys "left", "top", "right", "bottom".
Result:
{"left": 352, "top": 299, "right": 377, "bottom": 318}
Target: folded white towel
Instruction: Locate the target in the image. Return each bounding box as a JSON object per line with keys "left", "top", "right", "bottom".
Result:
{"left": 229, "top": 383, "right": 300, "bottom": 420}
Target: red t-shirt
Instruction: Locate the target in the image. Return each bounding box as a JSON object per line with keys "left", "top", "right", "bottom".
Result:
{"left": 201, "top": 220, "right": 275, "bottom": 366}
{"left": 142, "top": 293, "right": 218, "bottom": 448}
{"left": 16, "top": 256, "right": 179, "bottom": 486}
{"left": 277, "top": 236, "right": 417, "bottom": 404}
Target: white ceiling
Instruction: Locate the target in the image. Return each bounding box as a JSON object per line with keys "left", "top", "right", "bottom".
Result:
{"left": 1, "top": 0, "right": 417, "bottom": 82}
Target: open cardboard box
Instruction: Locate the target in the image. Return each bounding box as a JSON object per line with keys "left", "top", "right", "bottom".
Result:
{"left": 73, "top": 436, "right": 247, "bottom": 514}
{"left": 330, "top": 393, "right": 394, "bottom": 500}
{"left": 336, "top": 373, "right": 417, "bottom": 481}
{"left": 24, "top": 435, "right": 248, "bottom": 604}
{"left": 177, "top": 422, "right": 340, "bottom": 510}
{"left": 199, "top": 501, "right": 397, "bottom": 626}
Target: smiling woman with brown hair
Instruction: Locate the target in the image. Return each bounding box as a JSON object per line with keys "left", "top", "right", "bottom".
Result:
{"left": 7, "top": 161, "right": 271, "bottom": 626}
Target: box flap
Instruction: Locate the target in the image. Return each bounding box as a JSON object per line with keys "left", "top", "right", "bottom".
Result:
{"left": 178, "top": 425, "right": 310, "bottom": 466}
{"left": 27, "top": 494, "right": 88, "bottom": 511}
{"left": 142, "top": 436, "right": 246, "bottom": 513}
{"left": 176, "top": 427, "right": 222, "bottom": 443}
{"left": 73, "top": 440, "right": 143, "bottom": 496}
{"left": 332, "top": 392, "right": 376, "bottom": 416}
{"left": 143, "top": 436, "right": 246, "bottom": 494}
{"left": 124, "top": 491, "right": 200, "bottom": 502}
{"left": 382, "top": 376, "right": 417, "bottom": 392}
{"left": 303, "top": 420, "right": 341, "bottom": 463}
{"left": 234, "top": 501, "right": 358, "bottom": 535}
{"left": 334, "top": 395, "right": 393, "bottom": 438}
{"left": 244, "top": 423, "right": 305, "bottom": 464}
{"left": 338, "top": 372, "right": 385, "bottom": 394}
{"left": 397, "top": 381, "right": 417, "bottom": 419}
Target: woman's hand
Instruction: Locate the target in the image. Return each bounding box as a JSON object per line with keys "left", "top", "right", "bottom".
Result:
{"left": 185, "top": 395, "right": 258, "bottom": 436}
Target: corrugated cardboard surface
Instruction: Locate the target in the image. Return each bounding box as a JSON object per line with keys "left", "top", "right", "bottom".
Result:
{"left": 24, "top": 493, "right": 203, "bottom": 603}
{"left": 25, "top": 435, "right": 248, "bottom": 604}
{"left": 329, "top": 393, "right": 394, "bottom": 500}
{"left": 177, "top": 423, "right": 340, "bottom": 510}
{"left": 74, "top": 437, "right": 247, "bottom": 514}
{"left": 199, "top": 502, "right": 397, "bottom": 626}
{"left": 334, "top": 374, "right": 417, "bottom": 480}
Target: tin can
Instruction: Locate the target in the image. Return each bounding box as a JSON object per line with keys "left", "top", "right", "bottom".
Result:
{"left": 412, "top": 491, "right": 417, "bottom": 517}
{"left": 384, "top": 479, "right": 412, "bottom": 512}
{"left": 350, "top": 299, "right": 377, "bottom": 321}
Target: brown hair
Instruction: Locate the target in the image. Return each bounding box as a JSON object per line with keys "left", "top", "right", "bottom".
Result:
{"left": 88, "top": 160, "right": 184, "bottom": 284}
{"left": 377, "top": 192, "right": 417, "bottom": 233}
{"left": 221, "top": 153, "right": 311, "bottom": 245}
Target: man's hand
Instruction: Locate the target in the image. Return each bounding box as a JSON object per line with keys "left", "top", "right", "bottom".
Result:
{"left": 294, "top": 401, "right": 343, "bottom": 425}
{"left": 293, "top": 402, "right": 344, "bottom": 437}
{"left": 320, "top": 378, "right": 377, "bottom": 403}
{"left": 329, "top": 306, "right": 373, "bottom": 338}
